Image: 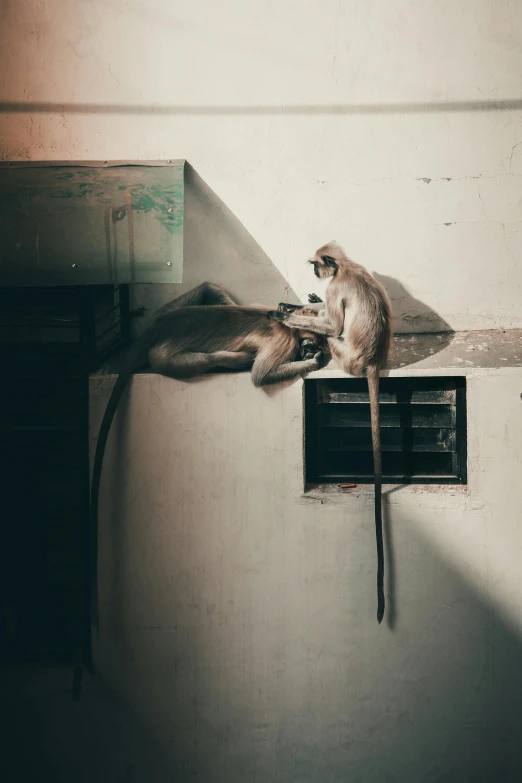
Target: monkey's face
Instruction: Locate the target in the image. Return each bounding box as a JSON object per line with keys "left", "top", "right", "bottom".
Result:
{"left": 308, "top": 242, "right": 340, "bottom": 279}
{"left": 297, "top": 330, "right": 329, "bottom": 362}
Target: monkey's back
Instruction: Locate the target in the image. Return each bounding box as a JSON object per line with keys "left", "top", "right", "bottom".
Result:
{"left": 330, "top": 263, "right": 392, "bottom": 374}
{"left": 151, "top": 305, "right": 280, "bottom": 354}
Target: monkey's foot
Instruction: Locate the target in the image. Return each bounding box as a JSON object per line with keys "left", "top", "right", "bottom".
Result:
{"left": 308, "top": 293, "right": 323, "bottom": 304}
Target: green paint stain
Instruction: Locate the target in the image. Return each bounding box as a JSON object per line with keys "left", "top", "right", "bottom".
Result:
{"left": 0, "top": 164, "right": 184, "bottom": 262}
{"left": 49, "top": 190, "right": 74, "bottom": 199}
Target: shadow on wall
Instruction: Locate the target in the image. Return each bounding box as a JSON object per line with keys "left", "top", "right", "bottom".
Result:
{"left": 131, "top": 163, "right": 298, "bottom": 336}
{"left": 12, "top": 506, "right": 522, "bottom": 780}
{"left": 360, "top": 518, "right": 522, "bottom": 783}
{"left": 374, "top": 272, "right": 453, "bottom": 335}
{"left": 129, "top": 519, "right": 522, "bottom": 781}
{"left": 0, "top": 665, "right": 177, "bottom": 783}
{"left": 373, "top": 272, "right": 455, "bottom": 368}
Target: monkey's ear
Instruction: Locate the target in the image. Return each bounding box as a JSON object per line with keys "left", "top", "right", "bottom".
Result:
{"left": 321, "top": 255, "right": 337, "bottom": 268}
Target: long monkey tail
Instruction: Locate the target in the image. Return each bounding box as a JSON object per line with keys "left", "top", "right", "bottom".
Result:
{"left": 90, "top": 324, "right": 161, "bottom": 628}
{"left": 91, "top": 372, "right": 132, "bottom": 529}
{"left": 90, "top": 371, "right": 132, "bottom": 628}
{"left": 367, "top": 364, "right": 385, "bottom": 624}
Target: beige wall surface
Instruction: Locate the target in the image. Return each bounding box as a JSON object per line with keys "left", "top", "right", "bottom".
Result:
{"left": 2, "top": 1, "right": 522, "bottom": 331}
{"left": 90, "top": 366, "right": 522, "bottom": 781}
{"left": 3, "top": 2, "right": 522, "bottom": 778}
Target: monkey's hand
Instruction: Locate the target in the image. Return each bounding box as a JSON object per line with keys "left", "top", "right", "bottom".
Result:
{"left": 308, "top": 293, "right": 323, "bottom": 304}
{"left": 311, "top": 351, "right": 325, "bottom": 369}
{"left": 268, "top": 309, "right": 286, "bottom": 321}
{"left": 278, "top": 302, "right": 302, "bottom": 314}
{"left": 298, "top": 337, "right": 316, "bottom": 361}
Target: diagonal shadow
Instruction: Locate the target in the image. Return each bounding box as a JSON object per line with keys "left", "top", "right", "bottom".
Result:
{"left": 72, "top": 471, "right": 522, "bottom": 782}
{"left": 373, "top": 272, "right": 455, "bottom": 369}
{"left": 127, "top": 162, "right": 298, "bottom": 343}
{"left": 374, "top": 273, "right": 453, "bottom": 335}
{"left": 5, "top": 484, "right": 522, "bottom": 781}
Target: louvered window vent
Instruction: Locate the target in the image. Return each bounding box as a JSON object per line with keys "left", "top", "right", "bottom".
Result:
{"left": 304, "top": 377, "right": 467, "bottom": 485}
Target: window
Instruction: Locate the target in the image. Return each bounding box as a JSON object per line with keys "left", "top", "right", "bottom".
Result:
{"left": 304, "top": 377, "right": 467, "bottom": 485}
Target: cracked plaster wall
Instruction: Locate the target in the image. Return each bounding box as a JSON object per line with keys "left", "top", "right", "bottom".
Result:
{"left": 1, "top": 0, "right": 522, "bottom": 330}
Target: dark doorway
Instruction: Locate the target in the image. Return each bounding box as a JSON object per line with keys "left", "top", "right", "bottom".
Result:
{"left": 0, "top": 285, "right": 129, "bottom": 664}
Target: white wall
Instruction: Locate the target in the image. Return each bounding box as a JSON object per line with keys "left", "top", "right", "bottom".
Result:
{"left": 4, "top": 3, "right": 522, "bottom": 778}
{"left": 2, "top": 1, "right": 522, "bottom": 331}
{"left": 90, "top": 367, "right": 522, "bottom": 781}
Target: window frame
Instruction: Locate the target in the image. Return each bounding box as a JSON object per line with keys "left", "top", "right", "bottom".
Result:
{"left": 304, "top": 376, "right": 468, "bottom": 486}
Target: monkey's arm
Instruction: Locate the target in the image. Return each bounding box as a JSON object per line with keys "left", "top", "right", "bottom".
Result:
{"left": 148, "top": 343, "right": 255, "bottom": 378}
{"left": 278, "top": 302, "right": 324, "bottom": 315}
{"left": 277, "top": 292, "right": 323, "bottom": 314}
{"left": 268, "top": 311, "right": 338, "bottom": 336}
{"left": 252, "top": 353, "right": 323, "bottom": 386}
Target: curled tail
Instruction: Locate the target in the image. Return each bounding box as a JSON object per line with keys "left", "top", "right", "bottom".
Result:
{"left": 367, "top": 364, "right": 385, "bottom": 624}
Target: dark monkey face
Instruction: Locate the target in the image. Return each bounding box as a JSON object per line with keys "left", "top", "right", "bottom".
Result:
{"left": 297, "top": 330, "right": 329, "bottom": 363}
{"left": 308, "top": 241, "right": 340, "bottom": 279}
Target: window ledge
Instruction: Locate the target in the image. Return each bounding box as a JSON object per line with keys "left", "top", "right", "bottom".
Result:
{"left": 300, "top": 482, "right": 469, "bottom": 509}
{"left": 91, "top": 327, "right": 522, "bottom": 378}
{"left": 309, "top": 328, "right": 522, "bottom": 378}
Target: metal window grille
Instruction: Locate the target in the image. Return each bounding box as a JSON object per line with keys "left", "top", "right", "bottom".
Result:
{"left": 305, "top": 377, "right": 467, "bottom": 485}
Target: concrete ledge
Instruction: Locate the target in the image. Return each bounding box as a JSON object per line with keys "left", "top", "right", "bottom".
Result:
{"left": 93, "top": 329, "right": 522, "bottom": 379}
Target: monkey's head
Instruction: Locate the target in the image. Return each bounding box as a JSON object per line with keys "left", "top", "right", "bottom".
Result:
{"left": 308, "top": 241, "right": 342, "bottom": 279}
{"left": 297, "top": 329, "right": 329, "bottom": 363}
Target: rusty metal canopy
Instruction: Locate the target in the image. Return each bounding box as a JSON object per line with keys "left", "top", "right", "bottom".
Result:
{"left": 0, "top": 160, "right": 184, "bottom": 286}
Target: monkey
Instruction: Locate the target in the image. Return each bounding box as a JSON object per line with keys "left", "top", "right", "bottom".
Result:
{"left": 90, "top": 282, "right": 327, "bottom": 606}
{"left": 269, "top": 243, "right": 392, "bottom": 624}
{"left": 146, "top": 283, "right": 326, "bottom": 383}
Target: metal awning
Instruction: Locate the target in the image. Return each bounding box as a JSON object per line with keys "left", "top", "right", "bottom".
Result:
{"left": 0, "top": 160, "right": 185, "bottom": 286}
